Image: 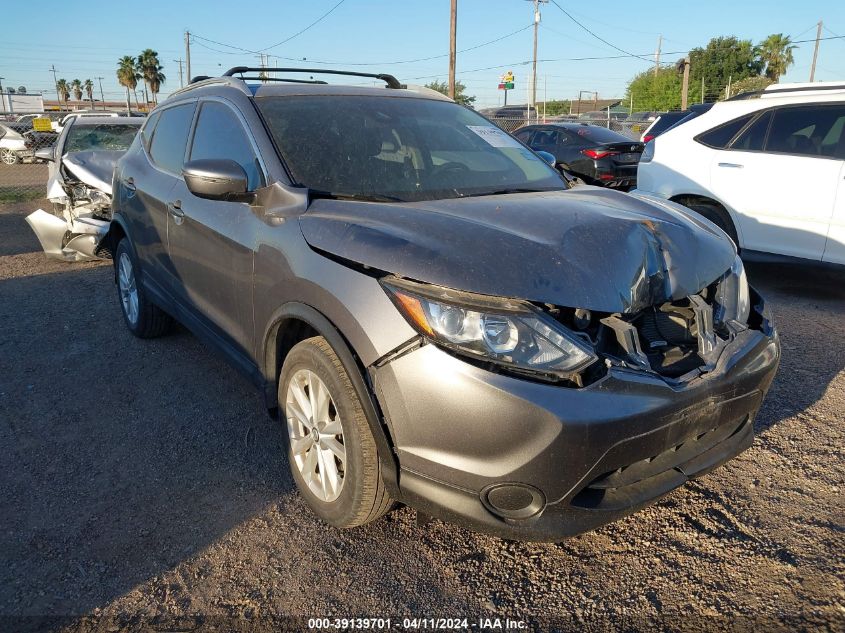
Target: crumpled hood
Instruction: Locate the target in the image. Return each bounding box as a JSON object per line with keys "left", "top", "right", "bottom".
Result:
{"left": 298, "top": 187, "right": 736, "bottom": 313}
{"left": 62, "top": 150, "right": 125, "bottom": 195}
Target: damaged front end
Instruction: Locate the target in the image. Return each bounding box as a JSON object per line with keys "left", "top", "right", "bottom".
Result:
{"left": 380, "top": 254, "right": 768, "bottom": 390}
{"left": 26, "top": 151, "right": 118, "bottom": 262}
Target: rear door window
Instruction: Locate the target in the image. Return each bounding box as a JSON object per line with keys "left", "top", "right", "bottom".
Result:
{"left": 765, "top": 105, "right": 845, "bottom": 158}
{"left": 189, "top": 101, "right": 264, "bottom": 190}
{"left": 149, "top": 103, "right": 196, "bottom": 175}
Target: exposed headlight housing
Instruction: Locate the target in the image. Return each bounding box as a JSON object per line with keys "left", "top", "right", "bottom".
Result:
{"left": 714, "top": 256, "right": 750, "bottom": 325}
{"left": 381, "top": 277, "right": 598, "bottom": 380}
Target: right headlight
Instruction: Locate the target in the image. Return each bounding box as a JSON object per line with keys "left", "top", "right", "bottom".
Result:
{"left": 714, "top": 255, "right": 750, "bottom": 325}
{"left": 381, "top": 277, "right": 598, "bottom": 379}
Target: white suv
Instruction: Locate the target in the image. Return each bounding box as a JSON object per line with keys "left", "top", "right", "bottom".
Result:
{"left": 634, "top": 82, "right": 845, "bottom": 265}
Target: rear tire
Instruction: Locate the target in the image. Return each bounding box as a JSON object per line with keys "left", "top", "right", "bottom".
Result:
{"left": 280, "top": 336, "right": 393, "bottom": 528}
{"left": 685, "top": 201, "right": 739, "bottom": 248}
{"left": 114, "top": 238, "right": 171, "bottom": 338}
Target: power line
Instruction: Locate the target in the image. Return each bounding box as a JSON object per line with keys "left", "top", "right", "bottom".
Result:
{"left": 190, "top": 0, "right": 348, "bottom": 55}
{"left": 258, "top": 0, "right": 347, "bottom": 52}
{"left": 191, "top": 23, "right": 535, "bottom": 67}
{"left": 547, "top": 0, "right": 653, "bottom": 62}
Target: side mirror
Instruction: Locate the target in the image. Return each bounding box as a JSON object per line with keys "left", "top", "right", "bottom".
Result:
{"left": 34, "top": 147, "right": 54, "bottom": 162}
{"left": 182, "top": 159, "right": 251, "bottom": 202}
{"left": 535, "top": 150, "right": 556, "bottom": 167}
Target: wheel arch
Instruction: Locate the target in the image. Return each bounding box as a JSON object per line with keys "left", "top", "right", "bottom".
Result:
{"left": 262, "top": 302, "right": 401, "bottom": 497}
{"left": 669, "top": 193, "right": 742, "bottom": 248}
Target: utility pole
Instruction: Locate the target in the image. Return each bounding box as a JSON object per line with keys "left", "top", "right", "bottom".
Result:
{"left": 185, "top": 31, "right": 192, "bottom": 84}
{"left": 173, "top": 59, "right": 184, "bottom": 89}
{"left": 680, "top": 58, "right": 690, "bottom": 110}
{"left": 448, "top": 0, "right": 457, "bottom": 99}
{"left": 654, "top": 34, "right": 662, "bottom": 76}
{"left": 809, "top": 20, "right": 823, "bottom": 82}
{"left": 528, "top": 0, "right": 547, "bottom": 108}
{"left": 50, "top": 64, "right": 60, "bottom": 109}
{"left": 701, "top": 75, "right": 705, "bottom": 103}
{"left": 96, "top": 77, "right": 105, "bottom": 110}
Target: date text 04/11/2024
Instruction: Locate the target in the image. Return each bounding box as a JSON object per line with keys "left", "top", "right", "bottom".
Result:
{"left": 306, "top": 617, "right": 528, "bottom": 630}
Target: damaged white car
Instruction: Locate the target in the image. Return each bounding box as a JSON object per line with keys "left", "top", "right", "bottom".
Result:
{"left": 26, "top": 117, "right": 141, "bottom": 261}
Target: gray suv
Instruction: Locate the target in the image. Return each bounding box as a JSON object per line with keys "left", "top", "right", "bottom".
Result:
{"left": 104, "top": 67, "right": 780, "bottom": 541}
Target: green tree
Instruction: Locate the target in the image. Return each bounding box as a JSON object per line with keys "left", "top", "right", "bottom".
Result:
{"left": 538, "top": 99, "right": 571, "bottom": 116}
{"left": 722, "top": 75, "right": 774, "bottom": 99}
{"left": 55, "top": 79, "right": 70, "bottom": 106}
{"left": 137, "top": 49, "right": 165, "bottom": 106}
{"left": 424, "top": 80, "right": 476, "bottom": 107}
{"left": 688, "top": 36, "right": 763, "bottom": 103}
{"left": 117, "top": 55, "right": 139, "bottom": 111}
{"left": 757, "top": 33, "right": 796, "bottom": 80}
{"left": 71, "top": 79, "right": 83, "bottom": 102}
{"left": 625, "top": 67, "right": 682, "bottom": 111}
{"left": 83, "top": 79, "right": 94, "bottom": 105}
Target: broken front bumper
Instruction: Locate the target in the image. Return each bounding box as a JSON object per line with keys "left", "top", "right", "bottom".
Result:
{"left": 370, "top": 300, "right": 779, "bottom": 541}
{"left": 26, "top": 208, "right": 109, "bottom": 262}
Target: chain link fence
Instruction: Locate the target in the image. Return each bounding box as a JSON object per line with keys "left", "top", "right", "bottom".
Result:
{"left": 0, "top": 111, "right": 62, "bottom": 207}
{"left": 487, "top": 114, "right": 649, "bottom": 141}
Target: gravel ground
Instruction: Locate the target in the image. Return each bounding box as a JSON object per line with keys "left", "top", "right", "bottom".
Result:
{"left": 0, "top": 201, "right": 843, "bottom": 632}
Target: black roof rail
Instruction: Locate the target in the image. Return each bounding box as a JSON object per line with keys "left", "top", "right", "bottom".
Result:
{"left": 228, "top": 76, "right": 328, "bottom": 85}
{"left": 190, "top": 75, "right": 212, "bottom": 84}
{"left": 223, "top": 67, "right": 405, "bottom": 89}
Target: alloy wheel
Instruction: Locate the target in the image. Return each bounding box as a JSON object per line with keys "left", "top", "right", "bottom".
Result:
{"left": 285, "top": 369, "right": 346, "bottom": 502}
{"left": 0, "top": 149, "right": 19, "bottom": 165}
{"left": 117, "top": 252, "right": 139, "bottom": 325}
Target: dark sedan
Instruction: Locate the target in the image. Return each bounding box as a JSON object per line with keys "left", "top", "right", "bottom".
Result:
{"left": 514, "top": 123, "right": 644, "bottom": 190}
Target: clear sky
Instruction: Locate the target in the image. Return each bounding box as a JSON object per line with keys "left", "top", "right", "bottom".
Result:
{"left": 1, "top": 0, "right": 843, "bottom": 108}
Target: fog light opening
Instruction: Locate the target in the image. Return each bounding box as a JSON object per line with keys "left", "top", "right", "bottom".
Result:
{"left": 481, "top": 483, "right": 546, "bottom": 521}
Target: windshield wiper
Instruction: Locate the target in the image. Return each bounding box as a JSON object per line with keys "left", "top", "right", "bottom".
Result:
{"left": 310, "top": 190, "right": 406, "bottom": 203}
{"left": 460, "top": 188, "right": 553, "bottom": 198}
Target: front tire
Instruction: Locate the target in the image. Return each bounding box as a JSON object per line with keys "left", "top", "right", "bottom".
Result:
{"left": 280, "top": 336, "right": 393, "bottom": 528}
{"left": 114, "top": 238, "right": 171, "bottom": 338}
{"left": 0, "top": 149, "right": 20, "bottom": 165}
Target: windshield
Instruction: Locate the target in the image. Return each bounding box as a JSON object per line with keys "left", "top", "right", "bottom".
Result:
{"left": 256, "top": 95, "right": 566, "bottom": 202}
{"left": 64, "top": 124, "right": 139, "bottom": 153}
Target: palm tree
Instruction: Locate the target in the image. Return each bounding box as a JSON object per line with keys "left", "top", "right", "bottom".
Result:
{"left": 71, "top": 79, "right": 83, "bottom": 102}
{"left": 148, "top": 64, "right": 166, "bottom": 105}
{"left": 117, "top": 55, "right": 138, "bottom": 113}
{"left": 84, "top": 79, "right": 94, "bottom": 107}
{"left": 55, "top": 79, "right": 70, "bottom": 108}
{"left": 757, "top": 33, "right": 796, "bottom": 81}
{"left": 137, "top": 49, "right": 165, "bottom": 107}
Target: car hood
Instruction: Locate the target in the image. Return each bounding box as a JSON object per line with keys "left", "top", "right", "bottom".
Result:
{"left": 298, "top": 187, "right": 736, "bottom": 313}
{"left": 62, "top": 150, "right": 125, "bottom": 195}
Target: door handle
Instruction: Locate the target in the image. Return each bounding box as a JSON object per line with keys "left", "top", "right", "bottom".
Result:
{"left": 123, "top": 176, "right": 136, "bottom": 191}
{"left": 717, "top": 162, "right": 744, "bottom": 168}
{"left": 167, "top": 200, "right": 185, "bottom": 223}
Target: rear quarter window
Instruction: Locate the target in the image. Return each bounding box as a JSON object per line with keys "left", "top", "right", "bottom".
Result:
{"left": 695, "top": 113, "right": 755, "bottom": 149}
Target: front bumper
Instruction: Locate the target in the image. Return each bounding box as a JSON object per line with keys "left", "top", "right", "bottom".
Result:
{"left": 370, "top": 304, "right": 779, "bottom": 541}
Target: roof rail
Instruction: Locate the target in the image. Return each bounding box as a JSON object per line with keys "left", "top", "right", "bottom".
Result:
{"left": 222, "top": 67, "right": 405, "bottom": 89}
{"left": 727, "top": 81, "right": 845, "bottom": 101}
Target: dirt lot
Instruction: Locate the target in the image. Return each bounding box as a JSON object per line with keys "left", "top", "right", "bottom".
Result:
{"left": 0, "top": 163, "right": 48, "bottom": 190}
{"left": 0, "top": 200, "right": 843, "bottom": 632}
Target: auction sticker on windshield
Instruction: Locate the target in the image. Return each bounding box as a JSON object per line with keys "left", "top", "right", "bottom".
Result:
{"left": 467, "top": 125, "right": 523, "bottom": 148}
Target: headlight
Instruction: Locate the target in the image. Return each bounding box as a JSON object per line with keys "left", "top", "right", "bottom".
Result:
{"left": 714, "top": 256, "right": 750, "bottom": 325}
{"left": 382, "top": 278, "right": 598, "bottom": 379}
